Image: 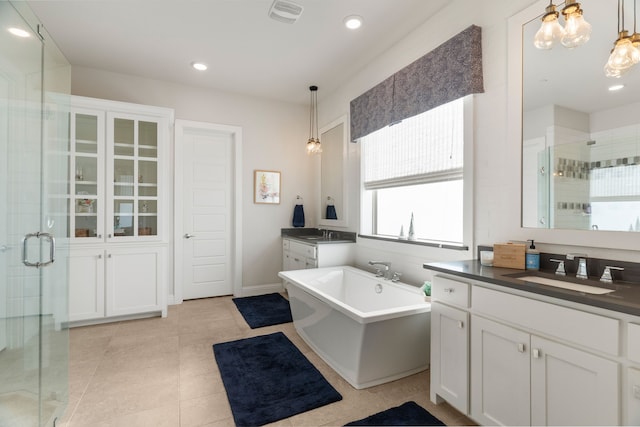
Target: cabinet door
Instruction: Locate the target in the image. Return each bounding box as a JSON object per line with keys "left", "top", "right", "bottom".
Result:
{"left": 105, "top": 246, "right": 164, "bottom": 316}
{"left": 70, "top": 108, "right": 105, "bottom": 241}
{"left": 107, "top": 112, "right": 162, "bottom": 241}
{"left": 68, "top": 248, "right": 105, "bottom": 321}
{"left": 471, "top": 315, "right": 531, "bottom": 426}
{"left": 430, "top": 302, "right": 469, "bottom": 414}
{"left": 531, "top": 335, "right": 619, "bottom": 426}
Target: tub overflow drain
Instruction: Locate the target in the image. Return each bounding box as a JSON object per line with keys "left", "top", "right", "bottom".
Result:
{"left": 375, "top": 283, "right": 383, "bottom": 294}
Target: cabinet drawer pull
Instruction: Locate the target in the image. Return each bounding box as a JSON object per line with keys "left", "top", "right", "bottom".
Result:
{"left": 443, "top": 288, "right": 455, "bottom": 293}
{"left": 518, "top": 343, "right": 525, "bottom": 353}
{"left": 532, "top": 348, "right": 541, "bottom": 358}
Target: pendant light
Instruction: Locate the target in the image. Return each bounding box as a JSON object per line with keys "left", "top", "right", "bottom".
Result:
{"left": 560, "top": 0, "right": 592, "bottom": 48}
{"left": 605, "top": 0, "right": 640, "bottom": 77}
{"left": 306, "top": 85, "right": 322, "bottom": 155}
{"left": 534, "top": 1, "right": 566, "bottom": 49}
{"left": 631, "top": 0, "right": 640, "bottom": 57}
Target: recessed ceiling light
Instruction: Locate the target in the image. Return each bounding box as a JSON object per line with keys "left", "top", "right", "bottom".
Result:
{"left": 191, "top": 62, "right": 208, "bottom": 71}
{"left": 8, "top": 27, "right": 31, "bottom": 38}
{"left": 608, "top": 84, "right": 624, "bottom": 91}
{"left": 344, "top": 15, "right": 363, "bottom": 30}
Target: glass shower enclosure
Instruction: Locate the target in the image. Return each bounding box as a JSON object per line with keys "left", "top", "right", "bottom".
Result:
{"left": 1, "top": 2, "right": 71, "bottom": 426}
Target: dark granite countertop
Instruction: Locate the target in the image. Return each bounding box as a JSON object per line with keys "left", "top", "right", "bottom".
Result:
{"left": 423, "top": 260, "right": 640, "bottom": 317}
{"left": 281, "top": 228, "right": 356, "bottom": 245}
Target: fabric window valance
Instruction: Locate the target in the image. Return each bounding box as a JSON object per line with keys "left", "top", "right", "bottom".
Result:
{"left": 350, "top": 25, "right": 483, "bottom": 142}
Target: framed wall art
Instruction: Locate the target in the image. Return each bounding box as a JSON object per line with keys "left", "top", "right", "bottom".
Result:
{"left": 254, "top": 170, "right": 281, "bottom": 204}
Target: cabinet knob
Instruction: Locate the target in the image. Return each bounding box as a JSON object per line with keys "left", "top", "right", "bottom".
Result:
{"left": 532, "top": 348, "right": 541, "bottom": 358}
{"left": 98, "top": 254, "right": 102, "bottom": 259}
{"left": 457, "top": 321, "right": 464, "bottom": 329}
{"left": 108, "top": 254, "right": 112, "bottom": 258}
{"left": 518, "top": 343, "right": 525, "bottom": 353}
{"left": 184, "top": 233, "right": 195, "bottom": 239}
{"left": 443, "top": 288, "right": 454, "bottom": 293}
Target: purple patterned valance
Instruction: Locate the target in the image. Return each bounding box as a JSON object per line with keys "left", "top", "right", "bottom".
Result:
{"left": 350, "top": 25, "right": 484, "bottom": 141}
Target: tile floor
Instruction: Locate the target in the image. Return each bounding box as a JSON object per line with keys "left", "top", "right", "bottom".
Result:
{"left": 59, "top": 296, "right": 474, "bottom": 426}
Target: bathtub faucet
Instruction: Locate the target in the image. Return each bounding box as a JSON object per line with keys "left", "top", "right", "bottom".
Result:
{"left": 368, "top": 261, "right": 391, "bottom": 279}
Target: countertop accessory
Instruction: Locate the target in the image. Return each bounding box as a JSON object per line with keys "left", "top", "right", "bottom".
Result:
{"left": 526, "top": 239, "right": 540, "bottom": 270}
{"left": 480, "top": 250, "right": 494, "bottom": 266}
{"left": 493, "top": 242, "right": 526, "bottom": 269}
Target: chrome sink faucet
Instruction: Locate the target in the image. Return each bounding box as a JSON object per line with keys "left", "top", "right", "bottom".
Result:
{"left": 567, "top": 253, "right": 588, "bottom": 279}
{"left": 368, "top": 261, "right": 391, "bottom": 279}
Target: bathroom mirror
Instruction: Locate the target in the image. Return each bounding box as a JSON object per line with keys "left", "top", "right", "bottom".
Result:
{"left": 318, "top": 115, "right": 348, "bottom": 228}
{"left": 519, "top": 0, "right": 640, "bottom": 232}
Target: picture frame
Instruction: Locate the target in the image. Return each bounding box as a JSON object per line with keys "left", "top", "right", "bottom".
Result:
{"left": 254, "top": 170, "right": 281, "bottom": 204}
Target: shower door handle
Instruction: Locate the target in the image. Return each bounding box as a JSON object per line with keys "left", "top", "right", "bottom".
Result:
{"left": 22, "top": 232, "right": 56, "bottom": 268}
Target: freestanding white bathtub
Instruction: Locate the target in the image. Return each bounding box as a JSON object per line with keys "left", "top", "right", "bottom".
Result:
{"left": 278, "top": 266, "right": 431, "bottom": 389}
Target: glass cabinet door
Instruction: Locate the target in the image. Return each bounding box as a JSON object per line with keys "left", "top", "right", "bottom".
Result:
{"left": 108, "top": 114, "right": 160, "bottom": 239}
{"left": 70, "top": 109, "right": 104, "bottom": 241}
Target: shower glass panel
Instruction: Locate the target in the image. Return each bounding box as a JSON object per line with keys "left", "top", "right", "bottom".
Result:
{"left": 0, "top": 2, "right": 71, "bottom": 426}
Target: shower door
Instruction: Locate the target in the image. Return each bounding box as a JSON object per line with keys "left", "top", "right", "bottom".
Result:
{"left": 0, "top": 2, "right": 70, "bottom": 426}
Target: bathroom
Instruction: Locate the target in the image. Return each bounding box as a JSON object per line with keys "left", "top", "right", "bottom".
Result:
{"left": 2, "top": 0, "right": 640, "bottom": 425}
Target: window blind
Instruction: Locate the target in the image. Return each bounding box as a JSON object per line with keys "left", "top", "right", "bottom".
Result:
{"left": 362, "top": 98, "right": 463, "bottom": 190}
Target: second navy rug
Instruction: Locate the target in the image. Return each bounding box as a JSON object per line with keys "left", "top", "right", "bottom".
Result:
{"left": 232, "top": 292, "right": 293, "bottom": 328}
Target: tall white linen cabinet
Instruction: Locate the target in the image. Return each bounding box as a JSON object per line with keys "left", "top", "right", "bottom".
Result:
{"left": 67, "top": 96, "right": 173, "bottom": 324}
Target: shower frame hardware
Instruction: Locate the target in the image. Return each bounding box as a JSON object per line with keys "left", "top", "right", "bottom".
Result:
{"left": 22, "top": 231, "right": 56, "bottom": 268}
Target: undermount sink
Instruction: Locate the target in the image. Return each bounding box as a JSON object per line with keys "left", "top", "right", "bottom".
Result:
{"left": 506, "top": 273, "right": 615, "bottom": 295}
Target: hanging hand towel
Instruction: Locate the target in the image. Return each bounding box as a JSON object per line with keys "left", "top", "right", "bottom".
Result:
{"left": 326, "top": 204, "right": 338, "bottom": 220}
{"left": 292, "top": 204, "right": 305, "bottom": 227}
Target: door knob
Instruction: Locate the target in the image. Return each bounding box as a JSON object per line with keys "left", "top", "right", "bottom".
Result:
{"left": 184, "top": 233, "right": 195, "bottom": 239}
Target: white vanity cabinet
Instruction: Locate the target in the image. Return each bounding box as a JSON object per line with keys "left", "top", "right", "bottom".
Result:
{"left": 68, "top": 96, "right": 173, "bottom": 324}
{"left": 430, "top": 272, "right": 626, "bottom": 426}
{"left": 430, "top": 276, "right": 470, "bottom": 414}
{"left": 281, "top": 238, "right": 355, "bottom": 271}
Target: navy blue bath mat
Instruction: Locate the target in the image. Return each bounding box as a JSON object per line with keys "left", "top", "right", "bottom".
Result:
{"left": 345, "top": 401, "right": 446, "bottom": 426}
{"left": 232, "top": 292, "right": 293, "bottom": 328}
{"left": 213, "top": 332, "right": 342, "bottom": 426}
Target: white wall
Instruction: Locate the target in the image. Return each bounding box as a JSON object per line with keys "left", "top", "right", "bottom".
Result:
{"left": 319, "top": 0, "right": 640, "bottom": 287}
{"left": 71, "top": 66, "right": 319, "bottom": 295}
{"left": 71, "top": 0, "right": 640, "bottom": 295}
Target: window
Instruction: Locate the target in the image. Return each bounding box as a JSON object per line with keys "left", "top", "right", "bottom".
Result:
{"left": 360, "top": 97, "right": 473, "bottom": 248}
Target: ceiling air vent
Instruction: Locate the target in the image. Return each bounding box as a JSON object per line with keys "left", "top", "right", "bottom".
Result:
{"left": 268, "top": 0, "right": 304, "bottom": 24}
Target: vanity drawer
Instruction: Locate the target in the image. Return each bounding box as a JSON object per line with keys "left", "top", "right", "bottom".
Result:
{"left": 432, "top": 276, "right": 470, "bottom": 308}
{"left": 289, "top": 240, "right": 317, "bottom": 260}
{"left": 473, "top": 286, "right": 620, "bottom": 355}
{"left": 628, "top": 323, "right": 640, "bottom": 363}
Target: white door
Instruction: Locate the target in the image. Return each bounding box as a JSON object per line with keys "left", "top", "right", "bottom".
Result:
{"left": 471, "top": 315, "right": 531, "bottom": 426}
{"left": 177, "top": 121, "right": 238, "bottom": 300}
{"left": 531, "top": 335, "right": 619, "bottom": 426}
{"left": 430, "top": 302, "right": 469, "bottom": 414}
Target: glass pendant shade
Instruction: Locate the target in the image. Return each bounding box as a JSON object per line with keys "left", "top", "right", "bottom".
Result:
{"left": 534, "top": 7, "right": 565, "bottom": 49}
{"left": 306, "top": 85, "right": 321, "bottom": 155}
{"left": 561, "top": 12, "right": 592, "bottom": 48}
{"left": 605, "top": 32, "right": 639, "bottom": 77}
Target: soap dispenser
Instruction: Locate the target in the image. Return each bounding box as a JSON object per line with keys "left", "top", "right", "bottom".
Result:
{"left": 526, "top": 239, "right": 540, "bottom": 270}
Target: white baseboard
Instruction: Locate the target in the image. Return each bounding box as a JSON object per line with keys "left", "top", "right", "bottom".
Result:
{"left": 239, "top": 282, "right": 285, "bottom": 297}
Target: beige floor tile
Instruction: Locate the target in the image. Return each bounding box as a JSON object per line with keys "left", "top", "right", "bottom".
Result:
{"left": 179, "top": 392, "right": 233, "bottom": 427}
{"left": 61, "top": 295, "right": 474, "bottom": 426}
